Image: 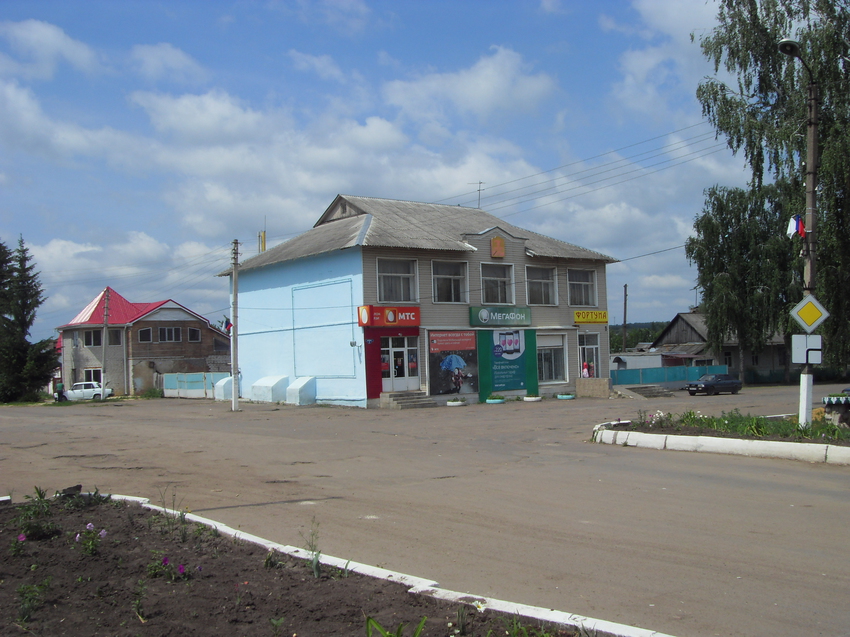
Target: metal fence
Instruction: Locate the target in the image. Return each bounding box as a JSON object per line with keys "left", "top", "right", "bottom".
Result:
{"left": 162, "top": 372, "right": 231, "bottom": 398}
{"left": 610, "top": 365, "right": 728, "bottom": 386}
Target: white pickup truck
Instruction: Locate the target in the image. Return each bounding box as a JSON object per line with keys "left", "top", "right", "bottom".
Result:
{"left": 55, "top": 382, "right": 114, "bottom": 401}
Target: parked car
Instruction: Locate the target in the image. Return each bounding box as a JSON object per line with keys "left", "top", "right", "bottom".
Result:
{"left": 54, "top": 381, "right": 113, "bottom": 401}
{"left": 686, "top": 374, "right": 742, "bottom": 396}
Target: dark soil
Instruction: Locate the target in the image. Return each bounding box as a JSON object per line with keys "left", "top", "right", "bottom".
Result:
{"left": 1, "top": 492, "right": 575, "bottom": 637}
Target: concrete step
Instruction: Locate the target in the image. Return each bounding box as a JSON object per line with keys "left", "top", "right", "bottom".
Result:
{"left": 380, "top": 391, "right": 440, "bottom": 409}
{"left": 626, "top": 385, "right": 675, "bottom": 398}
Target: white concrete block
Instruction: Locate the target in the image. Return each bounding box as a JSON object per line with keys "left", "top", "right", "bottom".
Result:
{"left": 214, "top": 377, "right": 232, "bottom": 401}
{"left": 286, "top": 377, "right": 316, "bottom": 405}
{"left": 624, "top": 432, "right": 666, "bottom": 450}
{"left": 665, "top": 435, "right": 699, "bottom": 452}
{"left": 251, "top": 375, "right": 290, "bottom": 403}
{"left": 825, "top": 445, "right": 850, "bottom": 465}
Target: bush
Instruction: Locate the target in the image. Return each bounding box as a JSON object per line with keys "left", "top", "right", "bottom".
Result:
{"left": 140, "top": 388, "right": 164, "bottom": 399}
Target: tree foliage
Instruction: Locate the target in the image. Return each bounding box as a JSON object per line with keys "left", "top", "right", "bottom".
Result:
{"left": 0, "top": 237, "right": 59, "bottom": 402}
{"left": 692, "top": 0, "right": 850, "bottom": 366}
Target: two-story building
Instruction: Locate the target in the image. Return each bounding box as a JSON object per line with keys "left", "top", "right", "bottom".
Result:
{"left": 231, "top": 195, "right": 615, "bottom": 407}
{"left": 56, "top": 287, "right": 230, "bottom": 395}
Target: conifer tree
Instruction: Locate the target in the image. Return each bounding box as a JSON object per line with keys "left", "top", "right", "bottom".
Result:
{"left": 0, "top": 237, "right": 58, "bottom": 402}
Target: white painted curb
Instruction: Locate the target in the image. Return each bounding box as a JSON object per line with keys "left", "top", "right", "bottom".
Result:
{"left": 110, "top": 494, "right": 676, "bottom": 637}
{"left": 592, "top": 424, "right": 850, "bottom": 465}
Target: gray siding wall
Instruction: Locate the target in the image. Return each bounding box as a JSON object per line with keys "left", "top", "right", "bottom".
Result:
{"left": 361, "top": 227, "right": 610, "bottom": 386}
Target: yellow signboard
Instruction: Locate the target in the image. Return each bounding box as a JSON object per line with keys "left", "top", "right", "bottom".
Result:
{"left": 574, "top": 310, "right": 608, "bottom": 324}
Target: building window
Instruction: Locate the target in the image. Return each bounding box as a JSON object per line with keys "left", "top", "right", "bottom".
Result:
{"left": 724, "top": 351, "right": 732, "bottom": 367}
{"left": 188, "top": 328, "right": 201, "bottom": 342}
{"left": 138, "top": 328, "right": 152, "bottom": 342}
{"left": 481, "top": 263, "right": 513, "bottom": 304}
{"left": 578, "top": 333, "right": 600, "bottom": 378}
{"left": 84, "top": 369, "right": 102, "bottom": 383}
{"left": 537, "top": 335, "right": 565, "bottom": 382}
{"left": 568, "top": 269, "right": 596, "bottom": 306}
{"left": 159, "top": 327, "right": 182, "bottom": 342}
{"left": 377, "top": 259, "right": 417, "bottom": 302}
{"left": 751, "top": 353, "right": 759, "bottom": 366}
{"left": 108, "top": 329, "right": 122, "bottom": 346}
{"left": 526, "top": 266, "right": 556, "bottom": 305}
{"left": 432, "top": 261, "right": 467, "bottom": 303}
{"left": 84, "top": 330, "right": 102, "bottom": 347}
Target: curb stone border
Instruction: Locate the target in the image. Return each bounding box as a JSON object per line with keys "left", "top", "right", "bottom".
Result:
{"left": 592, "top": 422, "right": 850, "bottom": 465}
{"left": 110, "top": 494, "right": 676, "bottom": 637}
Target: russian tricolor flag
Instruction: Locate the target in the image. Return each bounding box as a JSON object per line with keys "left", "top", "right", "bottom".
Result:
{"left": 786, "top": 214, "right": 806, "bottom": 239}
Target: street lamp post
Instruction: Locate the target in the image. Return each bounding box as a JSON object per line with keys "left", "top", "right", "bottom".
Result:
{"left": 779, "top": 38, "right": 819, "bottom": 426}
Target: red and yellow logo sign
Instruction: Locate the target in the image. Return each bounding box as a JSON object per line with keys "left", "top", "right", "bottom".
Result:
{"left": 358, "top": 306, "right": 421, "bottom": 327}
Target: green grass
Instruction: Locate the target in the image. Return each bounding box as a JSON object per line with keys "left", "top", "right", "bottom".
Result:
{"left": 636, "top": 408, "right": 850, "bottom": 444}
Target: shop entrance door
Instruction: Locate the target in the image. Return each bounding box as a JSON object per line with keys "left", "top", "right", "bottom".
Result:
{"left": 381, "top": 336, "right": 419, "bottom": 392}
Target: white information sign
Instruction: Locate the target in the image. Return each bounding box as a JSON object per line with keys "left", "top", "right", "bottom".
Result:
{"left": 791, "top": 334, "right": 822, "bottom": 365}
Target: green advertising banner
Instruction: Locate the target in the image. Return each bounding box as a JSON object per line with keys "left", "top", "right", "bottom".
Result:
{"left": 477, "top": 330, "right": 538, "bottom": 398}
{"left": 469, "top": 307, "right": 531, "bottom": 327}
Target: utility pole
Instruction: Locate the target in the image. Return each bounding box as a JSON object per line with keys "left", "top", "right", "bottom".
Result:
{"left": 622, "top": 284, "right": 628, "bottom": 352}
{"left": 468, "top": 182, "right": 485, "bottom": 208}
{"left": 101, "top": 287, "right": 110, "bottom": 401}
{"left": 779, "top": 38, "right": 820, "bottom": 427}
{"left": 230, "top": 240, "right": 240, "bottom": 412}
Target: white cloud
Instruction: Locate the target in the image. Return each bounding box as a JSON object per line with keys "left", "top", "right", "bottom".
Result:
{"left": 0, "top": 19, "right": 104, "bottom": 79}
{"left": 130, "top": 43, "right": 207, "bottom": 84}
{"left": 383, "top": 47, "right": 556, "bottom": 126}
{"left": 289, "top": 50, "right": 346, "bottom": 82}
{"left": 310, "top": 0, "right": 372, "bottom": 34}
{"left": 131, "top": 89, "right": 271, "bottom": 143}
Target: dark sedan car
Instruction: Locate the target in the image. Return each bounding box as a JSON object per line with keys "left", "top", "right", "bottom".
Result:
{"left": 686, "top": 374, "right": 742, "bottom": 396}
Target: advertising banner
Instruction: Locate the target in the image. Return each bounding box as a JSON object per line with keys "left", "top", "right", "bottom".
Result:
{"left": 469, "top": 306, "right": 532, "bottom": 327}
{"left": 428, "top": 331, "right": 478, "bottom": 396}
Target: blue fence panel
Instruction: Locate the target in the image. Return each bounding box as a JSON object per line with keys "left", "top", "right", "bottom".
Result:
{"left": 163, "top": 375, "right": 179, "bottom": 390}
{"left": 639, "top": 367, "right": 666, "bottom": 384}
{"left": 207, "top": 373, "right": 230, "bottom": 389}
{"left": 664, "top": 367, "right": 687, "bottom": 383}
{"left": 610, "top": 369, "right": 641, "bottom": 385}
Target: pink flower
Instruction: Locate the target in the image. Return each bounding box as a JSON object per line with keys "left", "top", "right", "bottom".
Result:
{"left": 99, "top": 529, "right": 107, "bottom": 539}
{"left": 86, "top": 522, "right": 95, "bottom": 531}
{"left": 162, "top": 556, "right": 169, "bottom": 566}
{"left": 178, "top": 564, "right": 185, "bottom": 575}
{"left": 17, "top": 534, "right": 26, "bottom": 542}
{"left": 75, "top": 533, "right": 81, "bottom": 542}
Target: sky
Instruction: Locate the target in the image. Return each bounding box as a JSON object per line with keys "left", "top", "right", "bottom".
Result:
{"left": 0, "top": 0, "right": 751, "bottom": 342}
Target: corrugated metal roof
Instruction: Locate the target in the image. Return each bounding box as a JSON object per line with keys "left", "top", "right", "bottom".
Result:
{"left": 56, "top": 287, "right": 218, "bottom": 331}
{"left": 235, "top": 195, "right": 616, "bottom": 274}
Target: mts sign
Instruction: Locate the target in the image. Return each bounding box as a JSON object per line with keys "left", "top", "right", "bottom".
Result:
{"left": 357, "top": 305, "right": 421, "bottom": 327}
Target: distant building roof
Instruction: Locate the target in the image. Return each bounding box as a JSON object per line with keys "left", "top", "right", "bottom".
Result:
{"left": 56, "top": 287, "right": 221, "bottom": 332}
{"left": 231, "top": 194, "right": 617, "bottom": 275}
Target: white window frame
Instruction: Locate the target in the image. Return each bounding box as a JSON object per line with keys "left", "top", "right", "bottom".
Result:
{"left": 159, "top": 326, "right": 182, "bottom": 342}
{"left": 377, "top": 258, "right": 418, "bottom": 303}
{"left": 578, "top": 332, "right": 600, "bottom": 378}
{"left": 432, "top": 260, "right": 468, "bottom": 304}
{"left": 188, "top": 328, "right": 201, "bottom": 342}
{"left": 568, "top": 269, "right": 597, "bottom": 307}
{"left": 481, "top": 263, "right": 514, "bottom": 305}
{"left": 526, "top": 265, "right": 557, "bottom": 306}
{"left": 537, "top": 334, "right": 567, "bottom": 383}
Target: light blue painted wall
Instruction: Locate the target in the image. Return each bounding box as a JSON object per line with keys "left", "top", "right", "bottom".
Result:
{"left": 236, "top": 248, "right": 366, "bottom": 406}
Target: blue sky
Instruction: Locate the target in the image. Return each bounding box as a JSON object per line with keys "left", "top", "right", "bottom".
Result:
{"left": 0, "top": 0, "right": 748, "bottom": 341}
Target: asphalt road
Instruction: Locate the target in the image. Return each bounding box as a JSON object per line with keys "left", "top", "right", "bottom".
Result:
{"left": 2, "top": 384, "right": 849, "bottom": 637}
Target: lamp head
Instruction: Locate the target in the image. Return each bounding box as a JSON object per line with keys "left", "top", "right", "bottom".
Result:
{"left": 778, "top": 38, "right": 802, "bottom": 59}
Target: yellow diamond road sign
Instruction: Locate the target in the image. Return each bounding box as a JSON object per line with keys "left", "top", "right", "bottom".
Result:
{"left": 791, "top": 295, "right": 830, "bottom": 333}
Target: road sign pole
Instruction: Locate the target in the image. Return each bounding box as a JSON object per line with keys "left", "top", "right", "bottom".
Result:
{"left": 799, "top": 373, "right": 814, "bottom": 428}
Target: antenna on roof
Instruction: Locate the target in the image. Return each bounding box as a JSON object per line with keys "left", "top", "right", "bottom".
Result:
{"left": 468, "top": 181, "right": 485, "bottom": 208}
